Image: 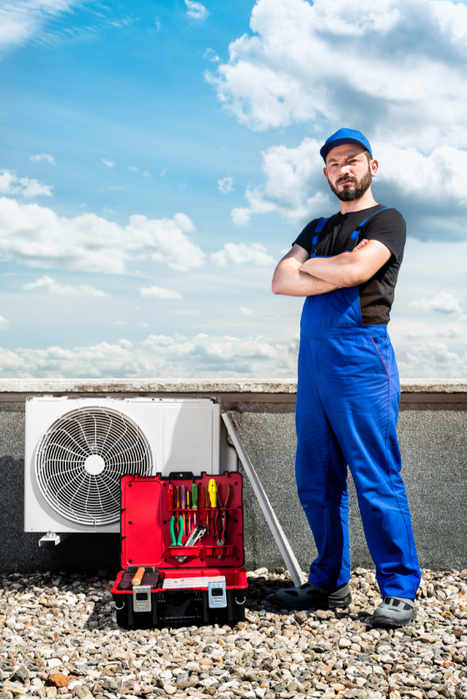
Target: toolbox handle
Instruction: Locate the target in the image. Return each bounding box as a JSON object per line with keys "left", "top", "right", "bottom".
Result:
{"left": 167, "top": 471, "right": 195, "bottom": 480}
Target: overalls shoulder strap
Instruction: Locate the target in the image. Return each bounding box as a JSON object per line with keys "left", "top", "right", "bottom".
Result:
{"left": 309, "top": 217, "right": 329, "bottom": 258}
{"left": 345, "top": 206, "right": 389, "bottom": 252}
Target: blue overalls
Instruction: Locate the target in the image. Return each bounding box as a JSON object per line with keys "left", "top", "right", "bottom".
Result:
{"left": 295, "top": 213, "right": 421, "bottom": 599}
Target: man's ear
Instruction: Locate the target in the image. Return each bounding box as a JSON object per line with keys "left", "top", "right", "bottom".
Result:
{"left": 370, "top": 159, "right": 379, "bottom": 177}
{"left": 323, "top": 167, "right": 329, "bottom": 181}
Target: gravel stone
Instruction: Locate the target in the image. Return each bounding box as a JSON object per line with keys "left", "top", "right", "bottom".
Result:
{"left": 0, "top": 569, "right": 467, "bottom": 699}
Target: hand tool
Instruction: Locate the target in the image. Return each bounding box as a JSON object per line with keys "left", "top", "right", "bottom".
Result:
{"left": 181, "top": 485, "right": 187, "bottom": 538}
{"left": 187, "top": 490, "right": 191, "bottom": 532}
{"left": 216, "top": 483, "right": 230, "bottom": 558}
{"left": 175, "top": 524, "right": 207, "bottom": 562}
{"left": 170, "top": 513, "right": 184, "bottom": 546}
{"left": 167, "top": 483, "right": 174, "bottom": 509}
{"left": 174, "top": 485, "right": 181, "bottom": 538}
{"left": 203, "top": 485, "right": 210, "bottom": 535}
{"left": 208, "top": 479, "right": 218, "bottom": 509}
{"left": 192, "top": 483, "right": 198, "bottom": 527}
{"left": 131, "top": 567, "right": 145, "bottom": 587}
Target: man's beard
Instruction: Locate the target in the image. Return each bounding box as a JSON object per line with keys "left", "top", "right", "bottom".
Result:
{"left": 328, "top": 166, "right": 372, "bottom": 202}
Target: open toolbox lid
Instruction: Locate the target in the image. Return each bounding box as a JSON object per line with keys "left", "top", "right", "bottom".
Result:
{"left": 120, "top": 471, "right": 244, "bottom": 570}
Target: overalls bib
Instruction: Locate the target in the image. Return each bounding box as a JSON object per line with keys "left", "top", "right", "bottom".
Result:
{"left": 295, "top": 213, "right": 421, "bottom": 598}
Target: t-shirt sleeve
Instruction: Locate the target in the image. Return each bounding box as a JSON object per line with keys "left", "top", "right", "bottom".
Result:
{"left": 363, "top": 208, "right": 406, "bottom": 262}
{"left": 292, "top": 218, "right": 321, "bottom": 254}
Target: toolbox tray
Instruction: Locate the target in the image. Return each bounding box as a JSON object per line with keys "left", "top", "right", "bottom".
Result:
{"left": 111, "top": 471, "right": 247, "bottom": 629}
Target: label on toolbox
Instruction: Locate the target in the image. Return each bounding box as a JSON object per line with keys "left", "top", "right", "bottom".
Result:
{"left": 163, "top": 576, "right": 225, "bottom": 590}
{"left": 120, "top": 472, "right": 244, "bottom": 570}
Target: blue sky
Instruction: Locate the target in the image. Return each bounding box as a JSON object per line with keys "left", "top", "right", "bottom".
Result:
{"left": 1, "top": 0, "right": 467, "bottom": 378}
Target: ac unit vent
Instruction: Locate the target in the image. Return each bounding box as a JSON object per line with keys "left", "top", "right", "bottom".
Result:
{"left": 35, "top": 406, "right": 153, "bottom": 526}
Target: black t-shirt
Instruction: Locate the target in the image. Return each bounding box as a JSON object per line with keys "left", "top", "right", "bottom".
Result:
{"left": 293, "top": 204, "right": 406, "bottom": 325}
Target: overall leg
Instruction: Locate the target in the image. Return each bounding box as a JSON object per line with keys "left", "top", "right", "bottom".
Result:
{"left": 295, "top": 336, "right": 351, "bottom": 590}
{"left": 322, "top": 329, "right": 421, "bottom": 599}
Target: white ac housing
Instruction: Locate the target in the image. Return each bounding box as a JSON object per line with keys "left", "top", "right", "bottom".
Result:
{"left": 25, "top": 397, "right": 236, "bottom": 535}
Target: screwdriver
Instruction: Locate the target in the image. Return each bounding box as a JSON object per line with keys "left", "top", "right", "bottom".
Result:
{"left": 167, "top": 483, "right": 174, "bottom": 510}
{"left": 192, "top": 483, "right": 198, "bottom": 528}
{"left": 208, "top": 479, "right": 218, "bottom": 508}
{"left": 208, "top": 480, "right": 218, "bottom": 540}
{"left": 175, "top": 486, "right": 181, "bottom": 537}
{"left": 181, "top": 486, "right": 187, "bottom": 541}
{"left": 187, "top": 490, "right": 191, "bottom": 532}
{"left": 203, "top": 486, "right": 210, "bottom": 535}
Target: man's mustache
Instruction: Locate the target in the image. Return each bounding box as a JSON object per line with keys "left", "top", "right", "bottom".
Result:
{"left": 336, "top": 175, "right": 357, "bottom": 186}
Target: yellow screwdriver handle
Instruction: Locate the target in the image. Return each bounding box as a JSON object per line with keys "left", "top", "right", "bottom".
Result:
{"left": 208, "top": 479, "right": 217, "bottom": 508}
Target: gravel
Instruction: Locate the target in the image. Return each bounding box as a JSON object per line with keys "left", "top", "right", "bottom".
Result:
{"left": 1, "top": 567, "right": 467, "bottom": 699}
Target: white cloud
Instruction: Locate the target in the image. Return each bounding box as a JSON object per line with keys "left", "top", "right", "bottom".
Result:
{"left": 207, "top": 0, "right": 467, "bottom": 149}
{"left": 23, "top": 275, "right": 109, "bottom": 298}
{"left": 185, "top": 0, "right": 208, "bottom": 20}
{"left": 218, "top": 176, "right": 233, "bottom": 193}
{"left": 138, "top": 322, "right": 149, "bottom": 328}
{"left": 398, "top": 341, "right": 467, "bottom": 378}
{"left": 113, "top": 320, "right": 128, "bottom": 326}
{"left": 410, "top": 292, "right": 462, "bottom": 314}
{"left": 204, "top": 48, "right": 220, "bottom": 62}
{"left": 129, "top": 166, "right": 138, "bottom": 172}
{"left": 229, "top": 138, "right": 467, "bottom": 232}
{"left": 139, "top": 286, "right": 182, "bottom": 300}
{"left": 211, "top": 242, "right": 275, "bottom": 266}
{"left": 102, "top": 159, "right": 115, "bottom": 168}
{"left": 239, "top": 306, "right": 254, "bottom": 316}
{"left": 231, "top": 207, "right": 251, "bottom": 226}
{"left": 30, "top": 154, "right": 55, "bottom": 164}
{"left": 403, "top": 330, "right": 426, "bottom": 340}
{"left": 143, "top": 170, "right": 150, "bottom": 177}
{"left": 233, "top": 138, "right": 331, "bottom": 225}
{"left": 0, "top": 316, "right": 9, "bottom": 331}
{"left": 0, "top": 0, "right": 79, "bottom": 50}
{"left": 376, "top": 143, "right": 467, "bottom": 207}
{"left": 0, "top": 170, "right": 53, "bottom": 198}
{"left": 434, "top": 326, "right": 463, "bottom": 339}
{"left": 0, "top": 198, "right": 205, "bottom": 274}
{"left": 0, "top": 333, "right": 299, "bottom": 378}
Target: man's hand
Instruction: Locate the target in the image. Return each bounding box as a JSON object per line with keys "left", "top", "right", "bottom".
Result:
{"left": 299, "top": 239, "right": 391, "bottom": 288}
{"left": 272, "top": 245, "right": 340, "bottom": 297}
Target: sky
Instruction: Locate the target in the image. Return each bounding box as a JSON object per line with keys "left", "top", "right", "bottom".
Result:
{"left": 1, "top": 0, "right": 467, "bottom": 378}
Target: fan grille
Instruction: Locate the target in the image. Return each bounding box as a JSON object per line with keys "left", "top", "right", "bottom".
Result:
{"left": 36, "top": 406, "right": 153, "bottom": 526}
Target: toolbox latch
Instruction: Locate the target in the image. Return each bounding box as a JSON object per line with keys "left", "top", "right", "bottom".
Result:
{"left": 132, "top": 585, "right": 152, "bottom": 613}
{"left": 208, "top": 580, "right": 227, "bottom": 609}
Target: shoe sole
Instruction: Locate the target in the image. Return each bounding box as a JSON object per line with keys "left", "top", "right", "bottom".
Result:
{"left": 275, "top": 592, "right": 352, "bottom": 611}
{"left": 370, "top": 610, "right": 416, "bottom": 628}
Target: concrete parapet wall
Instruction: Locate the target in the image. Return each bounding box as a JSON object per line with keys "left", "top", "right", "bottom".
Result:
{"left": 1, "top": 379, "right": 466, "bottom": 575}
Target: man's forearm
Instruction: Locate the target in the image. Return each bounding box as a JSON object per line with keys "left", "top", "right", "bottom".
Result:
{"left": 300, "top": 252, "right": 357, "bottom": 288}
{"left": 272, "top": 258, "right": 340, "bottom": 296}
{"left": 299, "top": 240, "right": 390, "bottom": 287}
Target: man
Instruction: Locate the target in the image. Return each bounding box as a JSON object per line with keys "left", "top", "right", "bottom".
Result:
{"left": 272, "top": 128, "right": 421, "bottom": 627}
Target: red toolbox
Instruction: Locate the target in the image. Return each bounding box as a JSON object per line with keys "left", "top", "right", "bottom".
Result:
{"left": 111, "top": 471, "right": 248, "bottom": 629}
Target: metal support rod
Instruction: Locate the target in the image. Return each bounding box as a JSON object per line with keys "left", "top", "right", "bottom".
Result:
{"left": 222, "top": 412, "right": 305, "bottom": 588}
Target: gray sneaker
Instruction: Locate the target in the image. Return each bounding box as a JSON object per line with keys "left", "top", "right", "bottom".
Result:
{"left": 371, "top": 596, "right": 416, "bottom": 627}
{"left": 275, "top": 581, "right": 351, "bottom": 611}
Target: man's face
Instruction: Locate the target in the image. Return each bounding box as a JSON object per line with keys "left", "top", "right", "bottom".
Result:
{"left": 323, "top": 144, "right": 378, "bottom": 202}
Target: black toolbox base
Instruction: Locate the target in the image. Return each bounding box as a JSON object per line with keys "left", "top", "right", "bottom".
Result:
{"left": 113, "top": 587, "right": 248, "bottom": 629}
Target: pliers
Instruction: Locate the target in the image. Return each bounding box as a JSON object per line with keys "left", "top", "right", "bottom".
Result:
{"left": 170, "top": 514, "right": 184, "bottom": 546}
{"left": 215, "top": 483, "right": 230, "bottom": 552}
{"left": 168, "top": 483, "right": 184, "bottom": 546}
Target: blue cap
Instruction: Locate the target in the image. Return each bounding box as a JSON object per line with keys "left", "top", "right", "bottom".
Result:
{"left": 320, "top": 128, "right": 372, "bottom": 162}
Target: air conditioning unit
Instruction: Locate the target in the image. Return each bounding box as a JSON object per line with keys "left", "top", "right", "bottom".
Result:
{"left": 25, "top": 397, "right": 236, "bottom": 537}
